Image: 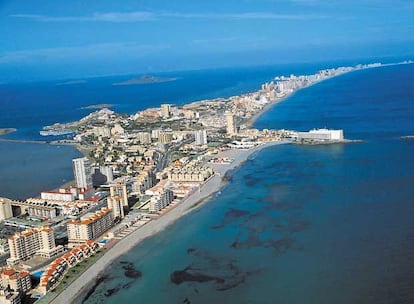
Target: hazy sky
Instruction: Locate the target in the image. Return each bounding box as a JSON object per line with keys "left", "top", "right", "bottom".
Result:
{"left": 0, "top": 0, "right": 413, "bottom": 81}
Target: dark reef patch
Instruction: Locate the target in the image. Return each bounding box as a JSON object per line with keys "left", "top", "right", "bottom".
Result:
{"left": 271, "top": 201, "right": 304, "bottom": 212}
{"left": 81, "top": 274, "right": 112, "bottom": 303}
{"left": 222, "top": 171, "right": 233, "bottom": 182}
{"left": 171, "top": 250, "right": 256, "bottom": 291}
{"left": 187, "top": 247, "right": 197, "bottom": 254}
{"left": 268, "top": 237, "right": 295, "bottom": 254}
{"left": 212, "top": 208, "right": 251, "bottom": 230}
{"left": 121, "top": 262, "right": 142, "bottom": 279}
{"left": 122, "top": 282, "right": 133, "bottom": 289}
{"left": 171, "top": 267, "right": 224, "bottom": 285}
{"left": 104, "top": 286, "right": 121, "bottom": 297}
{"left": 246, "top": 178, "right": 261, "bottom": 187}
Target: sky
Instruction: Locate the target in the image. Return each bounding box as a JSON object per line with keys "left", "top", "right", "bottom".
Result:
{"left": 0, "top": 0, "right": 413, "bottom": 82}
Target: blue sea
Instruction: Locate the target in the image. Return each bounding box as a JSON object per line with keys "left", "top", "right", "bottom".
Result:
{"left": 73, "top": 63, "right": 413, "bottom": 304}
{"left": 0, "top": 60, "right": 363, "bottom": 199}
{"left": 1, "top": 59, "right": 414, "bottom": 303}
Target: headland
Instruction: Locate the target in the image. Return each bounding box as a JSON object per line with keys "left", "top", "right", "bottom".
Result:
{"left": 0, "top": 128, "right": 16, "bottom": 136}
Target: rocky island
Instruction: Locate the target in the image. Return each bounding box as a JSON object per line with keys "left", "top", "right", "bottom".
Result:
{"left": 112, "top": 75, "right": 178, "bottom": 86}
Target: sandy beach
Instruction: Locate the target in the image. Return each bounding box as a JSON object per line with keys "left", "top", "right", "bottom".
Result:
{"left": 45, "top": 62, "right": 407, "bottom": 303}
{"left": 48, "top": 140, "right": 289, "bottom": 304}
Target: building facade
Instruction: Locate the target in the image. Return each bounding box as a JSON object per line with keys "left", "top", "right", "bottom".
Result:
{"left": 67, "top": 208, "right": 113, "bottom": 247}
{"left": 160, "top": 104, "right": 171, "bottom": 119}
{"left": 7, "top": 227, "right": 63, "bottom": 265}
{"left": 0, "top": 269, "right": 31, "bottom": 293}
{"left": 195, "top": 130, "right": 208, "bottom": 145}
{"left": 72, "top": 157, "right": 93, "bottom": 189}
{"left": 225, "top": 111, "right": 237, "bottom": 135}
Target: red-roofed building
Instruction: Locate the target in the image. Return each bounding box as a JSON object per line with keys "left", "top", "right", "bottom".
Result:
{"left": 0, "top": 268, "right": 31, "bottom": 293}
{"left": 67, "top": 208, "right": 113, "bottom": 247}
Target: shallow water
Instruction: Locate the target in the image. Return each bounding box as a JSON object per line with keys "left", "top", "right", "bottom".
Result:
{"left": 78, "top": 64, "right": 414, "bottom": 303}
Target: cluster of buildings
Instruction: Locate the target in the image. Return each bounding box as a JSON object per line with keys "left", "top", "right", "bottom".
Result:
{"left": 39, "top": 240, "right": 99, "bottom": 294}
{"left": 144, "top": 180, "right": 174, "bottom": 213}
{"left": 167, "top": 164, "right": 213, "bottom": 183}
{"left": 0, "top": 268, "right": 31, "bottom": 304}
{"left": 67, "top": 208, "right": 113, "bottom": 247}
{"left": 7, "top": 227, "right": 64, "bottom": 266}
{"left": 0, "top": 65, "right": 357, "bottom": 302}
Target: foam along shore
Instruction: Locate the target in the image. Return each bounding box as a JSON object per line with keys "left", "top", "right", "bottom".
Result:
{"left": 0, "top": 128, "right": 16, "bottom": 136}
{"left": 48, "top": 140, "right": 289, "bottom": 304}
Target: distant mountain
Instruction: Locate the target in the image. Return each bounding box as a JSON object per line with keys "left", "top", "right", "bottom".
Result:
{"left": 112, "top": 75, "right": 178, "bottom": 86}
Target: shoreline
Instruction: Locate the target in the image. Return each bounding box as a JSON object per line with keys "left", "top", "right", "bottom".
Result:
{"left": 246, "top": 60, "right": 414, "bottom": 127}
{"left": 0, "top": 128, "right": 17, "bottom": 136}
{"left": 3, "top": 60, "right": 403, "bottom": 303}
{"left": 48, "top": 140, "right": 289, "bottom": 304}
{"left": 45, "top": 60, "right": 414, "bottom": 303}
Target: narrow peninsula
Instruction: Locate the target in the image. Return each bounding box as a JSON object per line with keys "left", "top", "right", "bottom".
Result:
{"left": 0, "top": 60, "right": 412, "bottom": 304}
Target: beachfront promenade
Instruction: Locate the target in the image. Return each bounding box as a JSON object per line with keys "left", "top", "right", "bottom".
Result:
{"left": 49, "top": 140, "right": 289, "bottom": 304}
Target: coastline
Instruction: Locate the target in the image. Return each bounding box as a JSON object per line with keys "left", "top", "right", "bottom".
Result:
{"left": 246, "top": 60, "right": 414, "bottom": 127}
{"left": 48, "top": 140, "right": 289, "bottom": 304}
{"left": 0, "top": 128, "right": 17, "bottom": 136}
{"left": 44, "top": 61, "right": 414, "bottom": 303}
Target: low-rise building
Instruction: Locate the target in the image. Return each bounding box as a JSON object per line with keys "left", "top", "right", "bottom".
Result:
{"left": 168, "top": 166, "right": 213, "bottom": 183}
{"left": 39, "top": 241, "right": 99, "bottom": 294}
{"left": 295, "top": 129, "right": 344, "bottom": 141}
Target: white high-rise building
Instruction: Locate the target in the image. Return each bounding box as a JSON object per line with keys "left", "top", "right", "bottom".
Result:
{"left": 99, "top": 166, "right": 114, "bottom": 183}
{"left": 107, "top": 196, "right": 125, "bottom": 219}
{"left": 160, "top": 104, "right": 171, "bottom": 119}
{"left": 225, "top": 111, "right": 237, "bottom": 136}
{"left": 109, "top": 181, "right": 128, "bottom": 207}
{"left": 195, "top": 130, "right": 208, "bottom": 146}
{"left": 73, "top": 157, "right": 93, "bottom": 189}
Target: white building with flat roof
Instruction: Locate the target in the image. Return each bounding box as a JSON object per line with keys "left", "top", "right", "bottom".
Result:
{"left": 195, "top": 130, "right": 208, "bottom": 145}
{"left": 296, "top": 129, "right": 344, "bottom": 141}
{"left": 72, "top": 157, "right": 92, "bottom": 189}
{"left": 160, "top": 104, "right": 171, "bottom": 119}
{"left": 99, "top": 166, "right": 114, "bottom": 183}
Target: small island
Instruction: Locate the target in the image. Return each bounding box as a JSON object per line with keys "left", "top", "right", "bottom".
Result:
{"left": 81, "top": 104, "right": 114, "bottom": 110}
{"left": 0, "top": 128, "right": 16, "bottom": 136}
{"left": 56, "top": 80, "right": 87, "bottom": 86}
{"left": 112, "top": 75, "right": 178, "bottom": 86}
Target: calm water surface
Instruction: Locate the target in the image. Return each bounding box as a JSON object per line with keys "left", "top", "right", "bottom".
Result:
{"left": 78, "top": 64, "right": 414, "bottom": 304}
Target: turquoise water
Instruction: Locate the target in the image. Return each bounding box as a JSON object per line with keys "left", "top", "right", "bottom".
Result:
{"left": 78, "top": 63, "right": 414, "bottom": 303}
